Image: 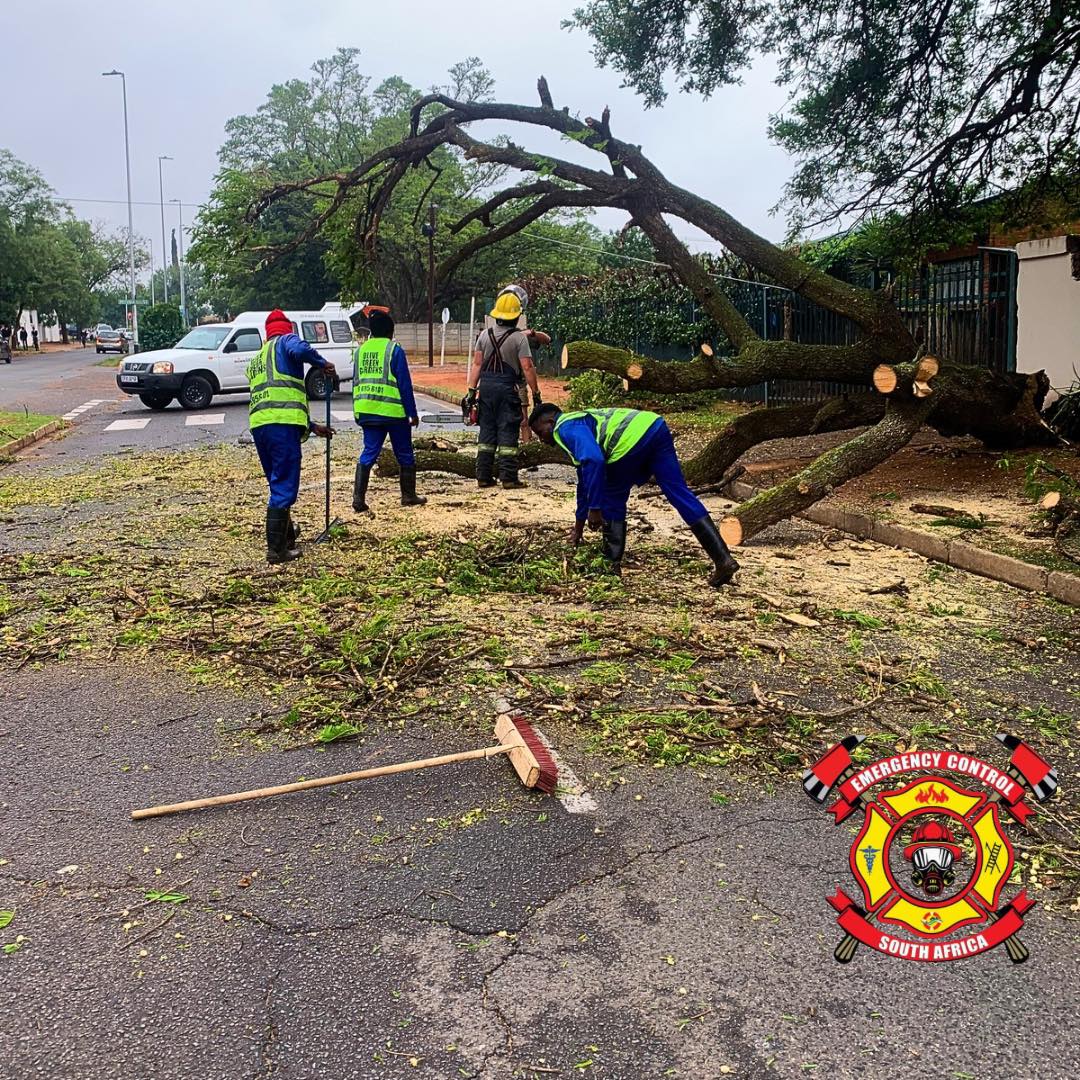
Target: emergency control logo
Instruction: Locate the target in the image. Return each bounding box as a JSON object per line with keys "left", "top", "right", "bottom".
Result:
{"left": 803, "top": 734, "right": 1058, "bottom": 964}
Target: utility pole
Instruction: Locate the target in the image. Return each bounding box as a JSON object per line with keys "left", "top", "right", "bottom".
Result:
{"left": 102, "top": 70, "right": 138, "bottom": 351}
{"left": 171, "top": 199, "right": 187, "bottom": 327}
{"left": 421, "top": 203, "right": 437, "bottom": 367}
{"left": 158, "top": 155, "right": 172, "bottom": 303}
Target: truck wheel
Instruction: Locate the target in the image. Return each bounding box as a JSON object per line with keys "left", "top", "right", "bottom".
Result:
{"left": 305, "top": 368, "right": 341, "bottom": 401}
{"left": 179, "top": 375, "right": 214, "bottom": 411}
{"left": 139, "top": 393, "right": 173, "bottom": 411}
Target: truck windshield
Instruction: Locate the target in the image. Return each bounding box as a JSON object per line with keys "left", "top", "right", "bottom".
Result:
{"left": 175, "top": 327, "right": 231, "bottom": 350}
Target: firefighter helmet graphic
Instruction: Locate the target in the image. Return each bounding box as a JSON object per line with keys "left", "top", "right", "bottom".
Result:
{"left": 803, "top": 736, "right": 1058, "bottom": 964}
{"left": 903, "top": 820, "right": 963, "bottom": 896}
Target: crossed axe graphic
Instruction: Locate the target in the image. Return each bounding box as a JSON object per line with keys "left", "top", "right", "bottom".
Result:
{"left": 803, "top": 733, "right": 1057, "bottom": 962}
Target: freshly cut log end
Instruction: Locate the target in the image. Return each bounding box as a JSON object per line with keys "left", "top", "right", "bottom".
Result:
{"left": 621, "top": 378, "right": 630, "bottom": 391}
{"left": 1041, "top": 491, "right": 1062, "bottom": 510}
{"left": 701, "top": 342, "right": 714, "bottom": 357}
{"left": 560, "top": 344, "right": 569, "bottom": 370}
{"left": 719, "top": 516, "right": 744, "bottom": 548}
{"left": 913, "top": 355, "right": 941, "bottom": 383}
{"left": 626, "top": 362, "right": 644, "bottom": 381}
{"left": 912, "top": 380, "right": 933, "bottom": 398}
{"left": 873, "top": 364, "right": 898, "bottom": 394}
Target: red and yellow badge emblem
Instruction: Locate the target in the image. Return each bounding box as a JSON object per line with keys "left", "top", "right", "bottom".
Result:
{"left": 803, "top": 734, "right": 1057, "bottom": 964}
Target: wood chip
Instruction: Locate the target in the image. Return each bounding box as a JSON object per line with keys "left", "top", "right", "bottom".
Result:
{"left": 778, "top": 612, "right": 820, "bottom": 628}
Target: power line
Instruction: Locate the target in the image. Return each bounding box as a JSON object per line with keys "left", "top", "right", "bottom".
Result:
{"left": 57, "top": 196, "right": 201, "bottom": 209}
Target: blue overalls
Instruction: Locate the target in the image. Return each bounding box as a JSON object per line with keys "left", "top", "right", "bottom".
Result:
{"left": 251, "top": 334, "right": 329, "bottom": 509}
{"left": 354, "top": 340, "right": 418, "bottom": 466}
{"left": 556, "top": 413, "right": 708, "bottom": 524}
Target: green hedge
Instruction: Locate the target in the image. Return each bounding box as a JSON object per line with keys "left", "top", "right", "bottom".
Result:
{"left": 140, "top": 305, "right": 185, "bottom": 353}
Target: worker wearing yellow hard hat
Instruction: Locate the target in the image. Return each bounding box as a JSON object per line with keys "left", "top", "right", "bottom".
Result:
{"left": 463, "top": 287, "right": 543, "bottom": 488}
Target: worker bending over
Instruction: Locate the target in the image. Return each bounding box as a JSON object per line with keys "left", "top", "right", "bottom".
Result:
{"left": 463, "top": 291, "right": 542, "bottom": 488}
{"left": 351, "top": 309, "right": 426, "bottom": 512}
{"left": 247, "top": 309, "right": 335, "bottom": 563}
{"left": 529, "top": 404, "right": 740, "bottom": 586}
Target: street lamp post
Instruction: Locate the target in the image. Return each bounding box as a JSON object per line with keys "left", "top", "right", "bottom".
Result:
{"left": 170, "top": 199, "right": 187, "bottom": 327}
{"left": 421, "top": 203, "right": 437, "bottom": 367}
{"left": 102, "top": 69, "right": 138, "bottom": 351}
{"left": 158, "top": 155, "right": 172, "bottom": 304}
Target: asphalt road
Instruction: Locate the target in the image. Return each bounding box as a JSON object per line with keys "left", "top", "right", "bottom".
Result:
{"left": 2, "top": 347, "right": 1076, "bottom": 1079}
{"left": 0, "top": 666, "right": 1075, "bottom": 1080}
{"left": 0, "top": 346, "right": 462, "bottom": 460}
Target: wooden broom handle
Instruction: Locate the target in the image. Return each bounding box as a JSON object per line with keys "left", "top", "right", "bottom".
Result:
{"left": 131, "top": 743, "right": 513, "bottom": 820}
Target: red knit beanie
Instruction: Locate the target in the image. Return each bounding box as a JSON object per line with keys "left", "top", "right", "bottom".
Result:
{"left": 265, "top": 309, "right": 292, "bottom": 337}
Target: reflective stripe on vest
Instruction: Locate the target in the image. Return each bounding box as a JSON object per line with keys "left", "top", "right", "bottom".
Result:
{"left": 247, "top": 337, "right": 309, "bottom": 429}
{"left": 353, "top": 337, "right": 406, "bottom": 420}
{"left": 553, "top": 408, "right": 659, "bottom": 465}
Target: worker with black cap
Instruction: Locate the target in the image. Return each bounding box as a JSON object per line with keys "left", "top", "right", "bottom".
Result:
{"left": 351, "top": 308, "right": 426, "bottom": 512}
{"left": 463, "top": 291, "right": 542, "bottom": 488}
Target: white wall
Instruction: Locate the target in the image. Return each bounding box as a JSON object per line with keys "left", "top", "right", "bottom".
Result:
{"left": 16, "top": 311, "right": 62, "bottom": 344}
{"left": 1016, "top": 235, "right": 1080, "bottom": 397}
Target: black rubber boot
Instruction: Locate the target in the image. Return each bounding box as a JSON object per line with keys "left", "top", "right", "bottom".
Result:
{"left": 287, "top": 513, "right": 301, "bottom": 551}
{"left": 475, "top": 448, "right": 496, "bottom": 488}
{"left": 352, "top": 462, "right": 371, "bottom": 512}
{"left": 266, "top": 507, "right": 300, "bottom": 564}
{"left": 499, "top": 451, "right": 525, "bottom": 489}
{"left": 601, "top": 519, "right": 628, "bottom": 573}
{"left": 400, "top": 466, "right": 427, "bottom": 506}
{"left": 689, "top": 514, "right": 740, "bottom": 586}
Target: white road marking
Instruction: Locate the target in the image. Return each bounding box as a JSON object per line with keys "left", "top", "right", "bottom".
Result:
{"left": 104, "top": 418, "right": 151, "bottom": 432}
{"left": 331, "top": 410, "right": 354, "bottom": 423}
{"left": 62, "top": 399, "right": 107, "bottom": 421}
{"left": 184, "top": 413, "right": 226, "bottom": 426}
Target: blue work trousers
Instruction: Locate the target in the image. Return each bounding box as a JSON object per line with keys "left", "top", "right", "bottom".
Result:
{"left": 359, "top": 421, "right": 415, "bottom": 467}
{"left": 252, "top": 423, "right": 304, "bottom": 509}
{"left": 602, "top": 420, "right": 707, "bottom": 525}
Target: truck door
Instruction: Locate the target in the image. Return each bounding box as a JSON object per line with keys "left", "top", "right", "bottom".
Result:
{"left": 221, "top": 327, "right": 264, "bottom": 388}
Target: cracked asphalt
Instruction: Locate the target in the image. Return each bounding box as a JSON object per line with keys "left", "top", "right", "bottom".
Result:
{"left": 1, "top": 665, "right": 1076, "bottom": 1080}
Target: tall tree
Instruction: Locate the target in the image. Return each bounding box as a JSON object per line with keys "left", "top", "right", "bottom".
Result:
{"left": 231, "top": 82, "right": 1060, "bottom": 544}
{"left": 191, "top": 51, "right": 598, "bottom": 317}
{"left": 566, "top": 0, "right": 1080, "bottom": 234}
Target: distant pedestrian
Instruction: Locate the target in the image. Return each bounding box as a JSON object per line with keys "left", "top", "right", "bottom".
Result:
{"left": 1, "top": 331, "right": 11, "bottom": 365}
{"left": 31, "top": 327, "right": 39, "bottom": 351}
{"left": 18, "top": 327, "right": 27, "bottom": 351}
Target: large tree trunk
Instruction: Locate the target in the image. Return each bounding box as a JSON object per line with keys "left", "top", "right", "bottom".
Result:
{"left": 242, "top": 84, "right": 1063, "bottom": 544}
{"left": 375, "top": 441, "right": 566, "bottom": 478}
{"left": 719, "top": 400, "right": 931, "bottom": 545}
{"left": 566, "top": 341, "right": 1057, "bottom": 460}
{"left": 682, "top": 396, "right": 887, "bottom": 485}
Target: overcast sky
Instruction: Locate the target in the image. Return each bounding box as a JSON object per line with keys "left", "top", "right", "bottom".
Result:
{"left": 4, "top": 0, "right": 794, "bottom": 276}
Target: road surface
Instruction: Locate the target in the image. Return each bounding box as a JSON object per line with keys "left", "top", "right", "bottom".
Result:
{"left": 0, "top": 346, "right": 462, "bottom": 460}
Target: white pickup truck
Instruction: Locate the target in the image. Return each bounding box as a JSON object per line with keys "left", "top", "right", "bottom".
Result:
{"left": 115, "top": 305, "right": 363, "bottom": 410}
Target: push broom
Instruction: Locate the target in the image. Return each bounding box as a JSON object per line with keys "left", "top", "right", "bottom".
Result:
{"left": 131, "top": 713, "right": 557, "bottom": 820}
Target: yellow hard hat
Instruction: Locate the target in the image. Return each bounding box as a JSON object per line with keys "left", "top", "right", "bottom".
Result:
{"left": 489, "top": 292, "right": 523, "bottom": 320}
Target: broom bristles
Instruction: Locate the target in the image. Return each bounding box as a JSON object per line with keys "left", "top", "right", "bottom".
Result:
{"left": 496, "top": 713, "right": 559, "bottom": 794}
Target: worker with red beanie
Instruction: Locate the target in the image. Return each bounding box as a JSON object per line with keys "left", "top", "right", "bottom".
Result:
{"left": 246, "top": 309, "right": 336, "bottom": 562}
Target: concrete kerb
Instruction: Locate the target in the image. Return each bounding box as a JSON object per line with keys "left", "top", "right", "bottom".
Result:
{"left": 723, "top": 480, "right": 1077, "bottom": 606}
{"left": 411, "top": 384, "right": 463, "bottom": 409}
{"left": 0, "top": 418, "right": 65, "bottom": 458}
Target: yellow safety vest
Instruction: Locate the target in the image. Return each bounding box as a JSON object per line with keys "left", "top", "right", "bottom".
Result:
{"left": 353, "top": 337, "right": 406, "bottom": 420}
{"left": 553, "top": 408, "right": 660, "bottom": 465}
{"left": 247, "top": 337, "right": 309, "bottom": 429}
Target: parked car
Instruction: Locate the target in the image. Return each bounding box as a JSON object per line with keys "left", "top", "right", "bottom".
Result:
{"left": 114, "top": 305, "right": 363, "bottom": 410}
{"left": 95, "top": 328, "right": 129, "bottom": 355}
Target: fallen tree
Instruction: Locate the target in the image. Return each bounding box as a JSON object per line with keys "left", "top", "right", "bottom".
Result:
{"left": 243, "top": 80, "right": 1060, "bottom": 543}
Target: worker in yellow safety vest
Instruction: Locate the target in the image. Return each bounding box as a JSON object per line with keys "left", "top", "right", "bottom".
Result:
{"left": 247, "top": 309, "right": 335, "bottom": 563}
{"left": 529, "top": 403, "right": 739, "bottom": 586}
{"left": 351, "top": 309, "right": 426, "bottom": 512}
